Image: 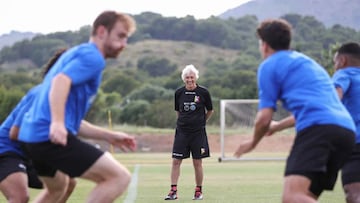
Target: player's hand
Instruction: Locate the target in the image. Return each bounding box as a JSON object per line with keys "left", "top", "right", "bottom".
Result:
{"left": 265, "top": 120, "right": 280, "bottom": 136}
{"left": 234, "top": 139, "right": 255, "bottom": 158}
{"left": 49, "top": 122, "right": 68, "bottom": 146}
{"left": 109, "top": 132, "right": 137, "bottom": 152}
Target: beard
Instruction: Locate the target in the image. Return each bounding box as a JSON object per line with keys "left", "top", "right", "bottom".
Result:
{"left": 105, "top": 46, "right": 124, "bottom": 59}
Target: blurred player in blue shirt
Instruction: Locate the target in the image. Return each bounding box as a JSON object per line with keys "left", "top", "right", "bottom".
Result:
{"left": 234, "top": 19, "right": 355, "bottom": 203}
{"left": 0, "top": 49, "right": 76, "bottom": 203}
{"left": 18, "top": 11, "right": 137, "bottom": 202}
{"left": 332, "top": 42, "right": 360, "bottom": 203}
{"left": 0, "top": 85, "right": 42, "bottom": 203}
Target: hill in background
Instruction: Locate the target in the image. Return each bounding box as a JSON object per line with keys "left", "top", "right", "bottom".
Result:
{"left": 0, "top": 31, "right": 38, "bottom": 50}
{"left": 219, "top": 0, "right": 360, "bottom": 30}
{"left": 114, "top": 40, "right": 240, "bottom": 72}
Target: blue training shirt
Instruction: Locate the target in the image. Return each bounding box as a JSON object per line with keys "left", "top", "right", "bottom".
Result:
{"left": 0, "top": 85, "right": 41, "bottom": 156}
{"left": 258, "top": 50, "right": 355, "bottom": 133}
{"left": 18, "top": 43, "right": 105, "bottom": 143}
{"left": 333, "top": 67, "right": 360, "bottom": 143}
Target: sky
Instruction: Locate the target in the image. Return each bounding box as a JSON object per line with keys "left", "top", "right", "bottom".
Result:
{"left": 0, "top": 0, "right": 252, "bottom": 35}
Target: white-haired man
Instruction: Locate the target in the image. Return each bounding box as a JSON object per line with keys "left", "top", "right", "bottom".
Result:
{"left": 165, "top": 64, "right": 214, "bottom": 200}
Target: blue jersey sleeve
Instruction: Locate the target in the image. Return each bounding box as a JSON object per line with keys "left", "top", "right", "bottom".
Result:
{"left": 332, "top": 70, "right": 351, "bottom": 93}
{"left": 257, "top": 62, "right": 279, "bottom": 110}
{"left": 62, "top": 49, "right": 105, "bottom": 85}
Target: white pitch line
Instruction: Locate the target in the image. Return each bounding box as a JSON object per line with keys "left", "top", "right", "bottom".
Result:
{"left": 123, "top": 164, "right": 140, "bottom": 203}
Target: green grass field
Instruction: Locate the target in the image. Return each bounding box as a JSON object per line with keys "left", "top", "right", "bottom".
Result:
{"left": 0, "top": 153, "right": 346, "bottom": 203}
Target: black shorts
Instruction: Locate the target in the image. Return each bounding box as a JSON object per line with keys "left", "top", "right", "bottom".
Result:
{"left": 285, "top": 125, "right": 355, "bottom": 196}
{"left": 23, "top": 135, "right": 104, "bottom": 178}
{"left": 0, "top": 152, "right": 43, "bottom": 189}
{"left": 172, "top": 127, "right": 210, "bottom": 159}
{"left": 342, "top": 143, "right": 360, "bottom": 185}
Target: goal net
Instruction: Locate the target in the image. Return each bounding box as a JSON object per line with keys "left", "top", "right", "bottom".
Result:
{"left": 218, "top": 99, "right": 295, "bottom": 162}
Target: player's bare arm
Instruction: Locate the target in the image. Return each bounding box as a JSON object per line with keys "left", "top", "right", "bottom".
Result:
{"left": 266, "top": 115, "right": 295, "bottom": 136}
{"left": 49, "top": 73, "right": 71, "bottom": 146}
{"left": 78, "top": 120, "right": 137, "bottom": 152}
{"left": 234, "top": 108, "right": 273, "bottom": 157}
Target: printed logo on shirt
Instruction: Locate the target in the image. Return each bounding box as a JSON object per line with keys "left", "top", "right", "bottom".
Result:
{"left": 194, "top": 96, "right": 200, "bottom": 103}
{"left": 184, "top": 104, "right": 190, "bottom": 111}
{"left": 184, "top": 102, "right": 196, "bottom": 111}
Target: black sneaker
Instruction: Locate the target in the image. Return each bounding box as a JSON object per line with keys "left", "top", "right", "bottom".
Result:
{"left": 165, "top": 190, "right": 178, "bottom": 200}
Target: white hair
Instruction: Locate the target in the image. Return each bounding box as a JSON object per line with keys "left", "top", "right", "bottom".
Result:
{"left": 181, "top": 64, "right": 199, "bottom": 81}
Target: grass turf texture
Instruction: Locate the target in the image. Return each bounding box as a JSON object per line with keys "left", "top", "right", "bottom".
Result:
{"left": 0, "top": 153, "right": 345, "bottom": 203}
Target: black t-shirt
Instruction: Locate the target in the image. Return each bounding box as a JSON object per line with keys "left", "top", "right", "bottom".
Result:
{"left": 175, "top": 85, "right": 213, "bottom": 132}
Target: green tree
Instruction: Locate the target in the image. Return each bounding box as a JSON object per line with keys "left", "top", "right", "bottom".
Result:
{"left": 207, "top": 85, "right": 234, "bottom": 99}
{"left": 163, "top": 72, "right": 183, "bottom": 90}
{"left": 144, "top": 99, "right": 176, "bottom": 128}
{"left": 320, "top": 42, "right": 341, "bottom": 75}
{"left": 0, "top": 86, "right": 24, "bottom": 123}
{"left": 101, "top": 72, "right": 141, "bottom": 96}
{"left": 232, "top": 54, "right": 259, "bottom": 71}
{"left": 0, "top": 72, "right": 39, "bottom": 91}
{"left": 137, "top": 56, "right": 177, "bottom": 77}
{"left": 203, "top": 58, "right": 231, "bottom": 77}
{"left": 119, "top": 100, "right": 150, "bottom": 125}
{"left": 85, "top": 90, "right": 123, "bottom": 124}
{"left": 194, "top": 17, "right": 229, "bottom": 47}
{"left": 124, "top": 84, "right": 173, "bottom": 103}
{"left": 173, "top": 16, "right": 197, "bottom": 40}
{"left": 85, "top": 90, "right": 107, "bottom": 123}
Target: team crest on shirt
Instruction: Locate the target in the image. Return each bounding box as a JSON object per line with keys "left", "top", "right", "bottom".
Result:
{"left": 184, "top": 102, "right": 196, "bottom": 111}
{"left": 201, "top": 148, "right": 205, "bottom": 154}
{"left": 194, "top": 96, "right": 200, "bottom": 103}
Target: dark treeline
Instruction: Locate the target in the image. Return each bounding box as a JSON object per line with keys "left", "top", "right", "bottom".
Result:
{"left": 2, "top": 13, "right": 359, "bottom": 68}
{"left": 1, "top": 13, "right": 359, "bottom": 127}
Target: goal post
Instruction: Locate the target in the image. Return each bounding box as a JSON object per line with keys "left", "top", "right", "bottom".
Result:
{"left": 219, "top": 99, "right": 294, "bottom": 162}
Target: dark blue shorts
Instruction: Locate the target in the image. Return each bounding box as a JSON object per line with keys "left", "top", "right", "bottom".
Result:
{"left": 23, "top": 134, "right": 104, "bottom": 178}
{"left": 285, "top": 124, "right": 355, "bottom": 196}
{"left": 172, "top": 127, "right": 210, "bottom": 159}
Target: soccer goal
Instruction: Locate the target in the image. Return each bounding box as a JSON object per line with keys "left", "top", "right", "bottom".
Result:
{"left": 218, "top": 99, "right": 294, "bottom": 162}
